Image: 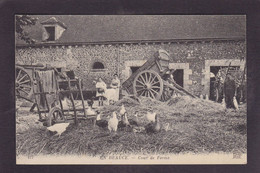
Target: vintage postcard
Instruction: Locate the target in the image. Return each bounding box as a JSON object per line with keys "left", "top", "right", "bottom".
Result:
{"left": 15, "top": 15, "right": 247, "bottom": 164}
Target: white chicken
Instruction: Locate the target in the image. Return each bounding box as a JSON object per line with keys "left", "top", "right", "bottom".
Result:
{"left": 119, "top": 104, "right": 126, "bottom": 115}
{"left": 108, "top": 112, "right": 119, "bottom": 133}
{"left": 233, "top": 96, "right": 239, "bottom": 110}
{"left": 86, "top": 106, "right": 96, "bottom": 116}
{"left": 47, "top": 122, "right": 70, "bottom": 137}
{"left": 146, "top": 112, "right": 157, "bottom": 123}
{"left": 61, "top": 96, "right": 70, "bottom": 110}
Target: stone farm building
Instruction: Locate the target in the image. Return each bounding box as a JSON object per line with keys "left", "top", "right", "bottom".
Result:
{"left": 15, "top": 15, "right": 246, "bottom": 99}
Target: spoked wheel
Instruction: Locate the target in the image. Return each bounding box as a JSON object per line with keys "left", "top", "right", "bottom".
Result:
{"left": 133, "top": 70, "right": 163, "bottom": 100}
{"left": 15, "top": 66, "right": 32, "bottom": 99}
{"left": 47, "top": 107, "right": 65, "bottom": 126}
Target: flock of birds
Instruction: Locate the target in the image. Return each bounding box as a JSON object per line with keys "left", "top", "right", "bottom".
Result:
{"left": 44, "top": 103, "right": 169, "bottom": 138}
{"left": 93, "top": 104, "right": 167, "bottom": 134}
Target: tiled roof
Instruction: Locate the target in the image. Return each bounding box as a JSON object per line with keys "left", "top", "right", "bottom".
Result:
{"left": 15, "top": 15, "right": 246, "bottom": 45}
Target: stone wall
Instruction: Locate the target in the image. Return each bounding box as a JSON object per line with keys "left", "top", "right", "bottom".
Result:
{"left": 16, "top": 39, "right": 246, "bottom": 96}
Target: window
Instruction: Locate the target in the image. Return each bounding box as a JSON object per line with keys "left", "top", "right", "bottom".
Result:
{"left": 92, "top": 62, "right": 105, "bottom": 70}
{"left": 45, "top": 26, "right": 55, "bottom": 41}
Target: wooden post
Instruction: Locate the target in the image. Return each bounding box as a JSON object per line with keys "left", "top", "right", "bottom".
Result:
{"left": 78, "top": 79, "right": 86, "bottom": 117}
{"left": 68, "top": 79, "right": 78, "bottom": 125}
{"left": 33, "top": 76, "right": 42, "bottom": 120}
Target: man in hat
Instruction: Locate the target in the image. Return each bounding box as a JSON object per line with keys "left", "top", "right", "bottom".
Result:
{"left": 223, "top": 73, "right": 236, "bottom": 109}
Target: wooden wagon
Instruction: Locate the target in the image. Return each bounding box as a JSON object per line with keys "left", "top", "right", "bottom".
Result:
{"left": 15, "top": 63, "right": 91, "bottom": 126}
{"left": 122, "top": 49, "right": 196, "bottom": 101}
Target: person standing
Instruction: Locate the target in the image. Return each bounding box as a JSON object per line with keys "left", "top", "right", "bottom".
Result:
{"left": 95, "top": 78, "right": 107, "bottom": 106}
{"left": 110, "top": 74, "right": 121, "bottom": 102}
{"left": 223, "top": 73, "right": 236, "bottom": 109}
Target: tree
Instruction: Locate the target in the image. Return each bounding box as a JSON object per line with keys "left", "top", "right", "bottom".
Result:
{"left": 15, "top": 15, "right": 38, "bottom": 44}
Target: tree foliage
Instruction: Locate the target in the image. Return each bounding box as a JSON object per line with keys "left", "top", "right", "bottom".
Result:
{"left": 15, "top": 15, "right": 38, "bottom": 44}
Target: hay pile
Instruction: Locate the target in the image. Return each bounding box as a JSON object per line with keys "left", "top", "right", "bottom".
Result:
{"left": 16, "top": 96, "right": 247, "bottom": 156}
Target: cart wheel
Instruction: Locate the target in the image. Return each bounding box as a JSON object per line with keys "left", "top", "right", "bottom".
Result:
{"left": 15, "top": 66, "right": 32, "bottom": 99}
{"left": 133, "top": 70, "right": 163, "bottom": 100}
{"left": 47, "top": 107, "right": 65, "bottom": 126}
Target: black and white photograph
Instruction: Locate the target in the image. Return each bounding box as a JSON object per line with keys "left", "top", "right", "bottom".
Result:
{"left": 15, "top": 15, "right": 247, "bottom": 164}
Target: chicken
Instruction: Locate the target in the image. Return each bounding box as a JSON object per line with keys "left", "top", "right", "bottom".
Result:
{"left": 118, "top": 113, "right": 131, "bottom": 131}
{"left": 133, "top": 126, "right": 145, "bottom": 133}
{"left": 61, "top": 96, "right": 70, "bottom": 110}
{"left": 47, "top": 122, "right": 70, "bottom": 137}
{"left": 146, "top": 112, "right": 157, "bottom": 123}
{"left": 128, "top": 112, "right": 139, "bottom": 126}
{"left": 145, "top": 115, "right": 161, "bottom": 134}
{"left": 119, "top": 104, "right": 126, "bottom": 115}
{"left": 233, "top": 96, "right": 239, "bottom": 110}
{"left": 162, "top": 123, "right": 170, "bottom": 132}
{"left": 95, "top": 112, "right": 108, "bottom": 129}
{"left": 43, "top": 119, "right": 55, "bottom": 127}
{"left": 222, "top": 98, "right": 226, "bottom": 108}
{"left": 86, "top": 106, "right": 96, "bottom": 116}
{"left": 108, "top": 112, "right": 119, "bottom": 132}
{"left": 87, "top": 96, "right": 95, "bottom": 107}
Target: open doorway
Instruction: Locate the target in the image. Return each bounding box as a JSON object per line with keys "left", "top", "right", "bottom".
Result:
{"left": 172, "top": 69, "right": 184, "bottom": 87}
{"left": 209, "top": 66, "right": 240, "bottom": 101}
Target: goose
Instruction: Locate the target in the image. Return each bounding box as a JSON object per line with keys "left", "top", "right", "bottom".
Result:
{"left": 108, "top": 112, "right": 119, "bottom": 133}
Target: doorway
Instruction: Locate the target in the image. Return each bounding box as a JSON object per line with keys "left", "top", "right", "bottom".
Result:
{"left": 209, "top": 66, "right": 240, "bottom": 101}
{"left": 172, "top": 69, "right": 184, "bottom": 87}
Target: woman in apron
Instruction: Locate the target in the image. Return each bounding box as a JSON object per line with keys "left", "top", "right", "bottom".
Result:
{"left": 110, "top": 74, "right": 120, "bottom": 102}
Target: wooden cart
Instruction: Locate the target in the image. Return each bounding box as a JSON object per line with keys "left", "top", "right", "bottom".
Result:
{"left": 16, "top": 63, "right": 90, "bottom": 126}
{"left": 122, "top": 49, "right": 196, "bottom": 101}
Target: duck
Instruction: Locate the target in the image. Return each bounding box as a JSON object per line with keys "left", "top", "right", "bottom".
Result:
{"left": 128, "top": 112, "right": 139, "bottom": 126}
{"left": 146, "top": 111, "right": 157, "bottom": 123}
{"left": 145, "top": 115, "right": 161, "bottom": 134}
{"left": 47, "top": 122, "right": 70, "bottom": 137}
{"left": 108, "top": 112, "right": 119, "bottom": 133}
{"left": 95, "top": 111, "right": 108, "bottom": 129}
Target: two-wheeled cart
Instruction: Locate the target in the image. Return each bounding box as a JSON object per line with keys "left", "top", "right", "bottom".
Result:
{"left": 16, "top": 63, "right": 93, "bottom": 126}
{"left": 122, "top": 49, "right": 196, "bottom": 102}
